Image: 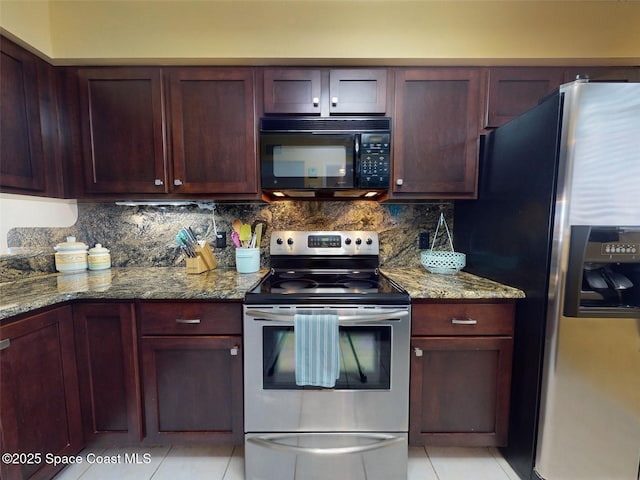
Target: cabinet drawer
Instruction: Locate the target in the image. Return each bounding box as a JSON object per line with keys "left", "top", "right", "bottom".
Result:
{"left": 138, "top": 302, "right": 241, "bottom": 336}
{"left": 412, "top": 302, "right": 514, "bottom": 336}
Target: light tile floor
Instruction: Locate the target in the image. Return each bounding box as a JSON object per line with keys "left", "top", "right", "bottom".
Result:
{"left": 54, "top": 445, "right": 521, "bottom": 480}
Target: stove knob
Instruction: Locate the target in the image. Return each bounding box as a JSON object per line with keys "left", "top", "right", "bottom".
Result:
{"left": 345, "top": 238, "right": 352, "bottom": 245}
{"left": 366, "top": 238, "right": 373, "bottom": 245}
{"left": 276, "top": 238, "right": 283, "bottom": 245}
{"left": 355, "top": 238, "right": 362, "bottom": 245}
{"left": 287, "top": 238, "right": 294, "bottom": 246}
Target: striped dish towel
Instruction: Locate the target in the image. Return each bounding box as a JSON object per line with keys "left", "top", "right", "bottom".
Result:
{"left": 294, "top": 313, "right": 341, "bottom": 388}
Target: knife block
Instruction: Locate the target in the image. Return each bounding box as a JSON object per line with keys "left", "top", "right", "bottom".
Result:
{"left": 186, "top": 256, "right": 208, "bottom": 274}
{"left": 186, "top": 242, "right": 218, "bottom": 274}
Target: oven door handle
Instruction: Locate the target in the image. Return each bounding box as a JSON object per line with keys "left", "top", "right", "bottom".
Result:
{"left": 246, "top": 433, "right": 404, "bottom": 455}
{"left": 245, "top": 309, "right": 409, "bottom": 323}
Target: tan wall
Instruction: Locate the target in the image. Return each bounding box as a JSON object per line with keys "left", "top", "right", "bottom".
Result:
{"left": 1, "top": 1, "right": 639, "bottom": 65}
{"left": 0, "top": 0, "right": 53, "bottom": 56}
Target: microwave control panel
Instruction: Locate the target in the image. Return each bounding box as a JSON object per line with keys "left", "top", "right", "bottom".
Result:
{"left": 359, "top": 133, "right": 391, "bottom": 188}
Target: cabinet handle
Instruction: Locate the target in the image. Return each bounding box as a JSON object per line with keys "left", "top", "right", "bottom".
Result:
{"left": 175, "top": 318, "right": 201, "bottom": 324}
{"left": 331, "top": 96, "right": 338, "bottom": 106}
{"left": 414, "top": 347, "right": 423, "bottom": 357}
{"left": 154, "top": 179, "right": 164, "bottom": 186}
{"left": 0, "top": 338, "right": 10, "bottom": 351}
{"left": 230, "top": 346, "right": 240, "bottom": 356}
{"left": 396, "top": 178, "right": 403, "bottom": 186}
{"left": 451, "top": 318, "right": 478, "bottom": 325}
{"left": 173, "top": 179, "right": 183, "bottom": 186}
{"left": 312, "top": 97, "right": 320, "bottom": 107}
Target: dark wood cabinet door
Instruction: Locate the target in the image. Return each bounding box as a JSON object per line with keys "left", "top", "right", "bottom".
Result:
{"left": 168, "top": 67, "right": 258, "bottom": 195}
{"left": 485, "top": 67, "right": 564, "bottom": 128}
{"left": 73, "top": 303, "right": 142, "bottom": 444}
{"left": 263, "top": 68, "right": 322, "bottom": 115}
{"left": 393, "top": 68, "right": 481, "bottom": 199}
{"left": 329, "top": 69, "right": 387, "bottom": 114}
{"left": 0, "top": 37, "right": 46, "bottom": 193}
{"left": 141, "top": 335, "right": 243, "bottom": 444}
{"left": 0, "top": 307, "right": 83, "bottom": 480}
{"left": 78, "top": 67, "right": 167, "bottom": 194}
{"left": 263, "top": 68, "right": 388, "bottom": 115}
{"left": 409, "top": 335, "right": 513, "bottom": 447}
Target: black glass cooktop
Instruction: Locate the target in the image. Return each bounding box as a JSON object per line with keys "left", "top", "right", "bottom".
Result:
{"left": 245, "top": 269, "right": 409, "bottom": 305}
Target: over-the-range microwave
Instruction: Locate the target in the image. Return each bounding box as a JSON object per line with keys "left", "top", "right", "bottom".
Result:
{"left": 259, "top": 117, "right": 391, "bottom": 199}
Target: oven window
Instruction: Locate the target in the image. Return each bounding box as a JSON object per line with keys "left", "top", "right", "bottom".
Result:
{"left": 262, "top": 326, "right": 391, "bottom": 390}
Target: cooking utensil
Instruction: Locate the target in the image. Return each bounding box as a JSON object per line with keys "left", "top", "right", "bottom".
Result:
{"left": 240, "top": 224, "right": 252, "bottom": 247}
{"left": 233, "top": 219, "right": 242, "bottom": 233}
{"left": 231, "top": 230, "right": 242, "bottom": 248}
{"left": 254, "top": 223, "right": 263, "bottom": 248}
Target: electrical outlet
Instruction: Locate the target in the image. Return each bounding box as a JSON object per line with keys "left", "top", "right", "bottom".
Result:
{"left": 216, "top": 232, "right": 227, "bottom": 248}
{"left": 419, "top": 232, "right": 430, "bottom": 249}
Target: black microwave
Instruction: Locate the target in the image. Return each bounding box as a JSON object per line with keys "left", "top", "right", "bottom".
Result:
{"left": 260, "top": 117, "right": 391, "bottom": 199}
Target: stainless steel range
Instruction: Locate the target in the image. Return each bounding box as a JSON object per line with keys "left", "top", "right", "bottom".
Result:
{"left": 243, "top": 231, "right": 411, "bottom": 480}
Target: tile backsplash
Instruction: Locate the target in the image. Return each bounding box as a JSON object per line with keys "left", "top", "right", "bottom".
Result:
{"left": 4, "top": 200, "right": 453, "bottom": 277}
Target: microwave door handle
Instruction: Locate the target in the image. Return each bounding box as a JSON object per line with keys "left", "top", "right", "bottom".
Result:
{"left": 245, "top": 309, "right": 409, "bottom": 323}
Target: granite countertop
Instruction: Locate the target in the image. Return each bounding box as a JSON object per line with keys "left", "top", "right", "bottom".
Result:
{"left": 0, "top": 267, "right": 267, "bottom": 321}
{"left": 381, "top": 267, "right": 525, "bottom": 300}
{"left": 0, "top": 266, "right": 524, "bottom": 321}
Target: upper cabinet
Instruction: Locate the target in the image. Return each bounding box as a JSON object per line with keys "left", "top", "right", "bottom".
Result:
{"left": 485, "top": 66, "right": 640, "bottom": 129}
{"left": 78, "top": 68, "right": 167, "bottom": 194}
{"left": 392, "top": 68, "right": 482, "bottom": 199}
{"left": 0, "top": 37, "right": 63, "bottom": 197}
{"left": 485, "top": 67, "right": 564, "bottom": 128}
{"left": 168, "top": 68, "right": 257, "bottom": 195}
{"left": 263, "top": 68, "right": 388, "bottom": 116}
{"left": 563, "top": 66, "right": 640, "bottom": 83}
{"left": 76, "top": 67, "right": 258, "bottom": 199}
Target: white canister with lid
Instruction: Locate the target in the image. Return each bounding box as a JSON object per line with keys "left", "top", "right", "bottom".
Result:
{"left": 88, "top": 244, "right": 111, "bottom": 270}
{"left": 54, "top": 236, "right": 88, "bottom": 273}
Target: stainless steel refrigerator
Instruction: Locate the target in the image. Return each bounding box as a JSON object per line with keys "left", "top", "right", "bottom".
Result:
{"left": 454, "top": 80, "right": 640, "bottom": 479}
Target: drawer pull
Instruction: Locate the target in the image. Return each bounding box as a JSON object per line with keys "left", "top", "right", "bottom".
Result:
{"left": 230, "top": 346, "right": 239, "bottom": 356}
{"left": 0, "top": 338, "right": 10, "bottom": 351}
{"left": 451, "top": 318, "right": 478, "bottom": 325}
{"left": 414, "top": 347, "right": 423, "bottom": 357}
{"left": 175, "top": 318, "right": 201, "bottom": 324}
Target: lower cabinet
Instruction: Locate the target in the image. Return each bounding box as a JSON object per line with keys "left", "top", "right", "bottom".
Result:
{"left": 0, "top": 306, "right": 83, "bottom": 480}
{"left": 138, "top": 302, "right": 243, "bottom": 444}
{"left": 410, "top": 301, "right": 515, "bottom": 447}
{"left": 73, "top": 303, "right": 143, "bottom": 444}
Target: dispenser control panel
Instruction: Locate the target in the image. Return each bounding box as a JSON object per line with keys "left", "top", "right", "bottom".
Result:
{"left": 602, "top": 243, "right": 638, "bottom": 255}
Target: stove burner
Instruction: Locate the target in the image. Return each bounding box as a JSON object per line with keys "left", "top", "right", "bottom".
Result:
{"left": 346, "top": 272, "right": 371, "bottom": 279}
{"left": 273, "top": 279, "right": 320, "bottom": 291}
{"left": 340, "top": 280, "right": 377, "bottom": 289}
{"left": 279, "top": 271, "right": 305, "bottom": 279}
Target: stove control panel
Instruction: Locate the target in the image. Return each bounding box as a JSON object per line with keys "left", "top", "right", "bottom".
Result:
{"left": 270, "top": 231, "right": 379, "bottom": 255}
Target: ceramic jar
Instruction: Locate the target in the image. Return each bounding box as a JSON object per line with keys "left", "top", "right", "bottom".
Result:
{"left": 54, "top": 236, "right": 88, "bottom": 273}
{"left": 88, "top": 243, "right": 111, "bottom": 270}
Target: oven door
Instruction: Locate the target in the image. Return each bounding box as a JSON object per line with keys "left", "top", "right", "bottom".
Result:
{"left": 260, "top": 133, "right": 356, "bottom": 190}
{"left": 243, "top": 305, "right": 410, "bottom": 433}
